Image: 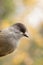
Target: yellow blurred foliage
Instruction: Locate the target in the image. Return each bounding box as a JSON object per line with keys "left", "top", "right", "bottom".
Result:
{"left": 12, "top": 52, "right": 27, "bottom": 65}
{"left": 23, "top": 0, "right": 37, "bottom": 6}
{"left": 28, "top": 26, "right": 43, "bottom": 47}
{"left": 0, "top": 20, "right": 10, "bottom": 30}
{"left": 35, "top": 35, "right": 43, "bottom": 47}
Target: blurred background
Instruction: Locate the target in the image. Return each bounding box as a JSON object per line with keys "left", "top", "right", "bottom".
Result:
{"left": 0, "top": 0, "right": 43, "bottom": 65}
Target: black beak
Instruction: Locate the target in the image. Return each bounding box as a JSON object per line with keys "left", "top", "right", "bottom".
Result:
{"left": 23, "top": 33, "right": 29, "bottom": 37}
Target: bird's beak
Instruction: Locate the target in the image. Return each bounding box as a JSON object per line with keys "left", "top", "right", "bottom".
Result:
{"left": 23, "top": 32, "right": 29, "bottom": 37}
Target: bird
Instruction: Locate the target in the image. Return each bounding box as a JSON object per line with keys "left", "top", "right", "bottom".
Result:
{"left": 0, "top": 23, "right": 29, "bottom": 57}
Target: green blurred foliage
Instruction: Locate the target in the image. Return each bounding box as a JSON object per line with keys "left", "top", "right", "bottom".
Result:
{"left": 29, "top": 40, "right": 43, "bottom": 60}
{"left": 33, "top": 57, "right": 43, "bottom": 65}
{"left": 0, "top": 0, "right": 15, "bottom": 19}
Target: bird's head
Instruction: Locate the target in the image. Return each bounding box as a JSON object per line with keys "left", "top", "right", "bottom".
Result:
{"left": 12, "top": 23, "right": 29, "bottom": 39}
